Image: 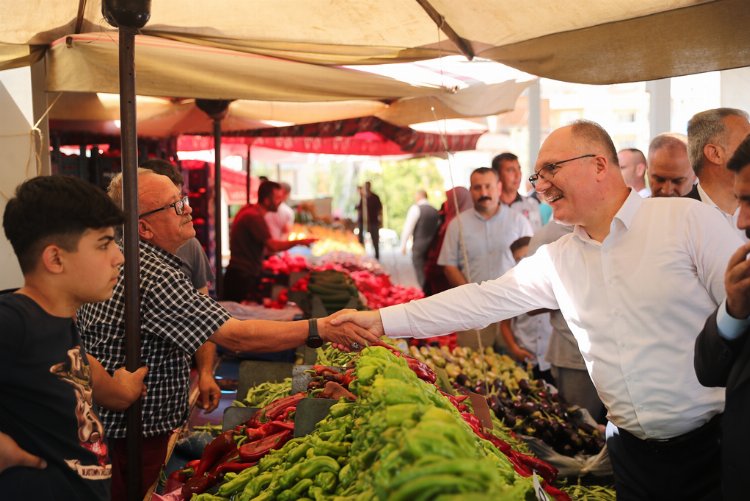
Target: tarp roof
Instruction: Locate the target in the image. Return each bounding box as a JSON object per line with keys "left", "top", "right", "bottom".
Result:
{"left": 1, "top": 0, "right": 748, "bottom": 84}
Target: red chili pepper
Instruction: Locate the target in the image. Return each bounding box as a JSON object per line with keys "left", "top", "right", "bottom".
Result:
{"left": 238, "top": 429, "right": 293, "bottom": 462}
{"left": 460, "top": 412, "right": 484, "bottom": 435}
{"left": 261, "top": 392, "right": 306, "bottom": 422}
{"left": 543, "top": 482, "right": 571, "bottom": 501}
{"left": 512, "top": 451, "right": 558, "bottom": 484}
{"left": 181, "top": 472, "right": 218, "bottom": 498}
{"left": 193, "top": 430, "right": 237, "bottom": 478}
{"left": 214, "top": 461, "right": 257, "bottom": 474}
{"left": 481, "top": 432, "right": 512, "bottom": 454}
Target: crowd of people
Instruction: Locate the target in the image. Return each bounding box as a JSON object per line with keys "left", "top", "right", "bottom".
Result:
{"left": 2, "top": 106, "right": 750, "bottom": 500}
{"left": 343, "top": 107, "right": 750, "bottom": 500}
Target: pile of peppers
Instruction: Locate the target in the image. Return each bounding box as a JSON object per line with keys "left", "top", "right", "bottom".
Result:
{"left": 176, "top": 393, "right": 305, "bottom": 497}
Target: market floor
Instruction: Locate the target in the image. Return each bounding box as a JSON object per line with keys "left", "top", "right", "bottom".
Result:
{"left": 371, "top": 246, "right": 421, "bottom": 289}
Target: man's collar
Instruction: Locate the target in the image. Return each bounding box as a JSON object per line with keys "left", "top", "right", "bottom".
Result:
{"left": 139, "top": 239, "right": 183, "bottom": 267}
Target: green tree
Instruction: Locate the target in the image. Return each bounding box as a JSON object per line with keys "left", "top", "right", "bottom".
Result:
{"left": 362, "top": 157, "right": 444, "bottom": 232}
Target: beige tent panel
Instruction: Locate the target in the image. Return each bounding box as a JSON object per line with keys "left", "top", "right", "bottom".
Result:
{"left": 1, "top": 0, "right": 744, "bottom": 83}
{"left": 377, "top": 80, "right": 534, "bottom": 127}
{"left": 482, "top": 0, "right": 750, "bottom": 84}
{"left": 45, "top": 33, "right": 440, "bottom": 102}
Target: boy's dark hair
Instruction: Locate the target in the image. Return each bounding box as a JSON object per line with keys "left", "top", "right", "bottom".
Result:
{"left": 140, "top": 158, "right": 184, "bottom": 187}
{"left": 3, "top": 175, "right": 124, "bottom": 274}
{"left": 257, "top": 180, "right": 281, "bottom": 203}
{"left": 510, "top": 236, "right": 531, "bottom": 254}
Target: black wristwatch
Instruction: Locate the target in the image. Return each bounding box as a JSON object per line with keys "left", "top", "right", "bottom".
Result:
{"left": 306, "top": 318, "right": 324, "bottom": 348}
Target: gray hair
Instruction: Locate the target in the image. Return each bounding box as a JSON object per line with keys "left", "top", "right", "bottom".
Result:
{"left": 570, "top": 119, "right": 618, "bottom": 166}
{"left": 687, "top": 108, "right": 749, "bottom": 174}
{"left": 107, "top": 168, "right": 157, "bottom": 209}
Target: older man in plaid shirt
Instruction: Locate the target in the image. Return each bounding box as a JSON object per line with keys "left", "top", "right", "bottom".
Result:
{"left": 77, "top": 169, "right": 376, "bottom": 500}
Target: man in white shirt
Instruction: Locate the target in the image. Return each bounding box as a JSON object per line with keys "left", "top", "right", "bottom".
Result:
{"left": 437, "top": 167, "right": 532, "bottom": 351}
{"left": 617, "top": 148, "right": 650, "bottom": 197}
{"left": 687, "top": 108, "right": 750, "bottom": 240}
{"left": 400, "top": 190, "right": 439, "bottom": 288}
{"left": 264, "top": 182, "right": 295, "bottom": 240}
{"left": 647, "top": 133, "right": 696, "bottom": 197}
{"left": 334, "top": 120, "right": 740, "bottom": 500}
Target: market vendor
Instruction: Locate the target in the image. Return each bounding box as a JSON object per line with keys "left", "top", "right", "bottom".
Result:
{"left": 77, "top": 170, "right": 376, "bottom": 501}
{"left": 333, "top": 120, "right": 739, "bottom": 500}
{"left": 223, "top": 180, "right": 316, "bottom": 302}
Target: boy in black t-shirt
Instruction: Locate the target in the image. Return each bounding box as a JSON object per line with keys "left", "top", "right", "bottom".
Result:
{"left": 0, "top": 175, "right": 148, "bottom": 500}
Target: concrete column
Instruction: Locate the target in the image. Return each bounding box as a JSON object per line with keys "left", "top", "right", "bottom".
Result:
{"left": 720, "top": 67, "right": 750, "bottom": 112}
{"left": 527, "top": 79, "right": 542, "bottom": 171}
{"left": 646, "top": 78, "right": 671, "bottom": 136}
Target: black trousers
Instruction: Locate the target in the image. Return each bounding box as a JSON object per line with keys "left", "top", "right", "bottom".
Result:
{"left": 606, "top": 415, "right": 722, "bottom": 500}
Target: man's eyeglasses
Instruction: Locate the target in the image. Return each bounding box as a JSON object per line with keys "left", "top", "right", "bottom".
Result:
{"left": 528, "top": 154, "right": 595, "bottom": 188}
{"left": 139, "top": 196, "right": 189, "bottom": 218}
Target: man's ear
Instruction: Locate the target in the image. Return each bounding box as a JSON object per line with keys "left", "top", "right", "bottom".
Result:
{"left": 703, "top": 143, "right": 723, "bottom": 165}
{"left": 635, "top": 162, "right": 647, "bottom": 178}
{"left": 138, "top": 219, "right": 153, "bottom": 240}
{"left": 40, "top": 244, "right": 65, "bottom": 274}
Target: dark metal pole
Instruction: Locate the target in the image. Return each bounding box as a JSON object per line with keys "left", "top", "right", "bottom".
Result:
{"left": 102, "top": 2, "right": 151, "bottom": 499}
{"left": 213, "top": 118, "right": 224, "bottom": 298}
{"left": 119, "top": 27, "right": 143, "bottom": 501}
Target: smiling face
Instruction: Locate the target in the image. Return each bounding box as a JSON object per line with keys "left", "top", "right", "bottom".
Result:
{"left": 534, "top": 127, "right": 598, "bottom": 226}
{"left": 138, "top": 173, "right": 195, "bottom": 253}
{"left": 469, "top": 170, "right": 501, "bottom": 216}
{"left": 61, "top": 227, "right": 124, "bottom": 304}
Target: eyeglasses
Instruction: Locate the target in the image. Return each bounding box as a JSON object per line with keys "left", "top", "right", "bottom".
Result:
{"left": 139, "top": 195, "right": 189, "bottom": 218}
{"left": 528, "top": 154, "right": 596, "bottom": 188}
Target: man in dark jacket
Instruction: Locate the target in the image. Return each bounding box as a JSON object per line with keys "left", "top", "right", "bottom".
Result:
{"left": 695, "top": 132, "right": 750, "bottom": 500}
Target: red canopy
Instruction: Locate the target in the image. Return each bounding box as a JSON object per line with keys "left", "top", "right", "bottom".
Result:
{"left": 177, "top": 117, "right": 482, "bottom": 156}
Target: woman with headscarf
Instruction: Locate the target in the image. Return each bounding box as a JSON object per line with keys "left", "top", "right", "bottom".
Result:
{"left": 421, "top": 186, "right": 472, "bottom": 296}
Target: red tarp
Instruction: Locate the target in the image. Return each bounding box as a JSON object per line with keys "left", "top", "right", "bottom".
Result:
{"left": 180, "top": 159, "right": 257, "bottom": 205}
{"left": 177, "top": 117, "right": 482, "bottom": 155}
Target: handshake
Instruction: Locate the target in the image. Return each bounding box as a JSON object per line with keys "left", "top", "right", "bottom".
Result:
{"left": 318, "top": 309, "right": 385, "bottom": 352}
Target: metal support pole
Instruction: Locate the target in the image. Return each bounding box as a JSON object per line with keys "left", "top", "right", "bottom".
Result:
{"left": 118, "top": 27, "right": 143, "bottom": 501}
{"left": 213, "top": 118, "right": 224, "bottom": 298}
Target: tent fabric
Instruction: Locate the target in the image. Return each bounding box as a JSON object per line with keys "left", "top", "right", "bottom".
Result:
{"left": 45, "top": 33, "right": 440, "bottom": 102}
{"left": 1, "top": 0, "right": 748, "bottom": 83}
{"left": 177, "top": 117, "right": 483, "bottom": 156}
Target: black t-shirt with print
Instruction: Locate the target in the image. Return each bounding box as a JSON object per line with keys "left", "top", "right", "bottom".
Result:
{"left": 0, "top": 294, "right": 110, "bottom": 501}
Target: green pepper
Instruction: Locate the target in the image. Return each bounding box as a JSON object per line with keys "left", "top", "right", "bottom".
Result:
{"left": 314, "top": 471, "right": 337, "bottom": 492}
{"left": 285, "top": 442, "right": 312, "bottom": 464}
{"left": 311, "top": 439, "right": 350, "bottom": 458}
{"left": 277, "top": 478, "right": 313, "bottom": 501}
{"left": 299, "top": 455, "right": 341, "bottom": 478}
{"left": 389, "top": 475, "right": 477, "bottom": 501}
{"left": 337, "top": 463, "right": 356, "bottom": 487}
{"left": 238, "top": 471, "right": 274, "bottom": 501}
{"left": 216, "top": 465, "right": 258, "bottom": 497}
{"left": 257, "top": 454, "right": 283, "bottom": 472}
{"left": 308, "top": 485, "right": 327, "bottom": 501}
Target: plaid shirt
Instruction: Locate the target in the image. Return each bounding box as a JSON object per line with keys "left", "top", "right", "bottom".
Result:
{"left": 77, "top": 240, "right": 230, "bottom": 438}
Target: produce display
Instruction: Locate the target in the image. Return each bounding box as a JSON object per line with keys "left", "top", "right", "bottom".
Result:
{"left": 410, "top": 345, "right": 605, "bottom": 458}
{"left": 176, "top": 345, "right": 573, "bottom": 500}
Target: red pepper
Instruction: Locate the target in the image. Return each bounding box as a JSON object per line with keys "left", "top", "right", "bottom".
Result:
{"left": 193, "top": 430, "right": 237, "bottom": 478}
{"left": 481, "top": 432, "right": 512, "bottom": 454}
{"left": 512, "top": 451, "right": 558, "bottom": 484}
{"left": 181, "top": 472, "right": 218, "bottom": 498}
{"left": 543, "top": 482, "right": 572, "bottom": 501}
{"left": 214, "top": 461, "right": 257, "bottom": 474}
{"left": 461, "top": 412, "right": 485, "bottom": 435}
{"left": 260, "top": 392, "right": 306, "bottom": 422}
{"left": 247, "top": 420, "right": 296, "bottom": 440}
{"left": 238, "top": 429, "right": 293, "bottom": 462}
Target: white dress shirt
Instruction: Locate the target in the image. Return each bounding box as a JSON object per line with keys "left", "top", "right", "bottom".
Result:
{"left": 383, "top": 190, "right": 741, "bottom": 439}
{"left": 264, "top": 202, "right": 295, "bottom": 240}
{"left": 697, "top": 184, "right": 748, "bottom": 242}
{"left": 437, "top": 206, "right": 533, "bottom": 283}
